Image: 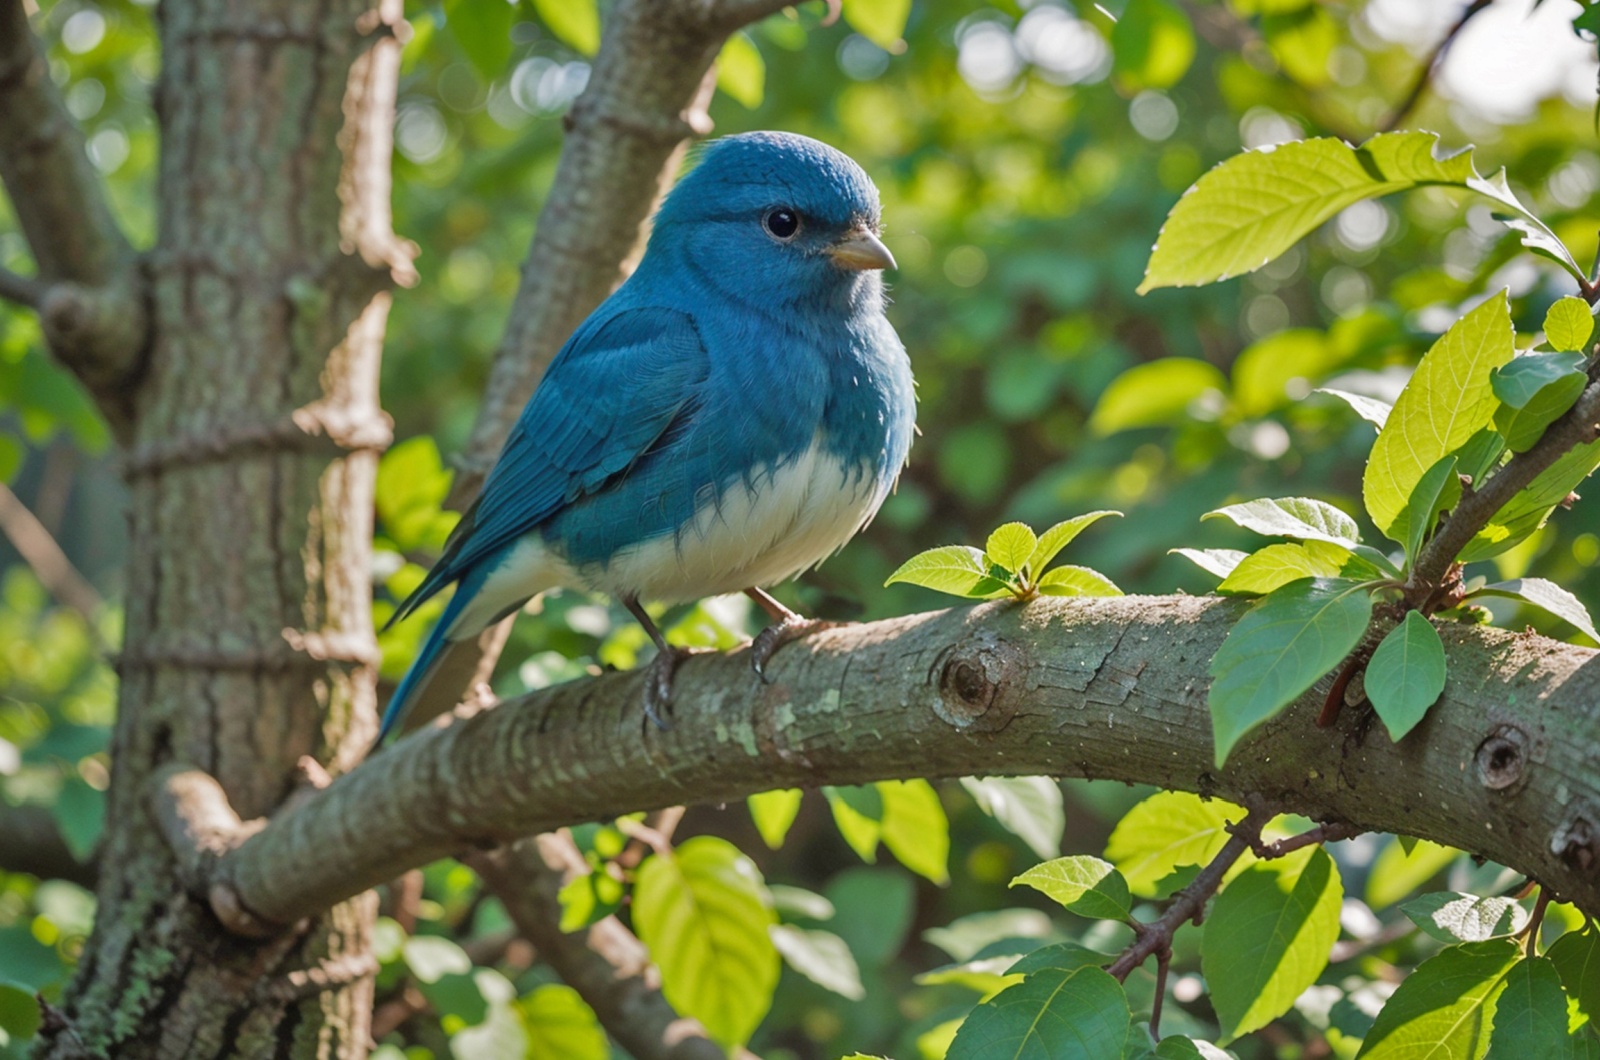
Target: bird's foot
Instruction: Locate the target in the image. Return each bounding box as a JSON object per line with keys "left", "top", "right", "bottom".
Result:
{"left": 641, "top": 645, "right": 711, "bottom": 728}
{"left": 750, "top": 615, "right": 850, "bottom": 682}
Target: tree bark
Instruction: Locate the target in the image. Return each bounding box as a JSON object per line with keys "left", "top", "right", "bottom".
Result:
{"left": 41, "top": 0, "right": 406, "bottom": 1055}
{"left": 199, "top": 595, "right": 1600, "bottom": 931}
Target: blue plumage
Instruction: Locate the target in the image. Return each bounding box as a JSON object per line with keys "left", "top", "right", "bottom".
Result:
{"left": 379, "top": 131, "right": 916, "bottom": 742}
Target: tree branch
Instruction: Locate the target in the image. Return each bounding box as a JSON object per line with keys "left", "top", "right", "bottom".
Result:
{"left": 0, "top": 804, "right": 98, "bottom": 887}
{"left": 1411, "top": 378, "right": 1600, "bottom": 594}
{"left": 184, "top": 595, "right": 1600, "bottom": 932}
{"left": 0, "top": 264, "right": 44, "bottom": 307}
{"left": 467, "top": 834, "right": 725, "bottom": 1060}
{"left": 1379, "top": 0, "right": 1495, "bottom": 133}
{"left": 0, "top": 480, "right": 104, "bottom": 634}
{"left": 0, "top": 0, "right": 149, "bottom": 431}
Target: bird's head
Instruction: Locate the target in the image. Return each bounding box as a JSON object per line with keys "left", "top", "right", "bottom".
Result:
{"left": 649, "top": 131, "right": 895, "bottom": 315}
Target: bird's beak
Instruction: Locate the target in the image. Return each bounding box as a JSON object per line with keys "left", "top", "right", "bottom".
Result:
{"left": 828, "top": 228, "right": 897, "bottom": 271}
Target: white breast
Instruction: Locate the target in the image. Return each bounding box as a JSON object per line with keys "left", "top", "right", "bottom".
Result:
{"left": 446, "top": 436, "right": 887, "bottom": 640}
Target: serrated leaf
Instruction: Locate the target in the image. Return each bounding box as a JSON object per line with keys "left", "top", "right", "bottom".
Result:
{"left": 1354, "top": 939, "right": 1521, "bottom": 1058}
{"left": 1170, "top": 547, "right": 1251, "bottom": 579}
{"left": 841, "top": 0, "right": 912, "bottom": 48}
{"left": 770, "top": 925, "right": 865, "bottom": 999}
{"left": 1548, "top": 926, "right": 1600, "bottom": 1029}
{"left": 1029, "top": 511, "right": 1121, "bottom": 572}
{"left": 529, "top": 0, "right": 600, "bottom": 55}
{"left": 1365, "top": 612, "right": 1447, "bottom": 742}
{"left": 961, "top": 776, "right": 1065, "bottom": 860}
{"left": 1365, "top": 837, "right": 1460, "bottom": 909}
{"left": 1489, "top": 958, "right": 1577, "bottom": 1055}
{"left": 1365, "top": 295, "right": 1516, "bottom": 534}
{"left": 1474, "top": 577, "right": 1600, "bottom": 643}
{"left": 1203, "top": 847, "right": 1343, "bottom": 1043}
{"left": 947, "top": 965, "right": 1131, "bottom": 1060}
{"left": 716, "top": 33, "right": 764, "bottom": 109}
{"left": 1317, "top": 388, "right": 1392, "bottom": 430}
{"left": 747, "top": 789, "right": 802, "bottom": 850}
{"left": 878, "top": 779, "right": 950, "bottom": 885}
{"left": 1400, "top": 892, "right": 1529, "bottom": 943}
{"left": 1111, "top": 0, "right": 1195, "bottom": 91}
{"left": 1090, "top": 359, "right": 1227, "bottom": 434}
{"left": 1492, "top": 351, "right": 1587, "bottom": 451}
{"left": 1208, "top": 578, "right": 1373, "bottom": 765}
{"left": 1217, "top": 541, "right": 1352, "bottom": 595}
{"left": 633, "top": 837, "right": 779, "bottom": 1048}
{"left": 1545, "top": 296, "right": 1595, "bottom": 352}
{"left": 1391, "top": 455, "right": 1461, "bottom": 562}
{"left": 1010, "top": 857, "right": 1132, "bottom": 920}
{"left": 823, "top": 785, "right": 882, "bottom": 862}
{"left": 1141, "top": 132, "right": 1475, "bottom": 292}
{"left": 1204, "top": 496, "right": 1362, "bottom": 548}
{"left": 885, "top": 545, "right": 1002, "bottom": 597}
{"left": 516, "top": 984, "right": 608, "bottom": 1060}
{"left": 1106, "top": 792, "right": 1249, "bottom": 897}
{"left": 1037, "top": 565, "right": 1123, "bottom": 597}
{"left": 987, "top": 522, "right": 1039, "bottom": 577}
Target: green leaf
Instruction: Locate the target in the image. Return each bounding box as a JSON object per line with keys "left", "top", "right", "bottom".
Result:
{"left": 516, "top": 984, "right": 608, "bottom": 1060}
{"left": 1364, "top": 612, "right": 1447, "bottom": 742}
{"left": 1453, "top": 427, "right": 1508, "bottom": 486}
{"left": 632, "top": 837, "right": 779, "bottom": 1048}
{"left": 1473, "top": 577, "right": 1600, "bottom": 643}
{"left": 1365, "top": 837, "right": 1459, "bottom": 909}
{"left": 1029, "top": 511, "right": 1122, "bottom": 573}
{"left": 987, "top": 522, "right": 1039, "bottom": 577}
{"left": 556, "top": 869, "right": 623, "bottom": 932}
{"left": 840, "top": 0, "right": 912, "bottom": 49}
{"left": 960, "top": 776, "right": 1065, "bottom": 861}
{"left": 878, "top": 779, "right": 950, "bottom": 885}
{"left": 947, "top": 965, "right": 1131, "bottom": 1060}
{"left": 716, "top": 33, "right": 764, "bottom": 109}
{"left": 1170, "top": 548, "right": 1251, "bottom": 579}
{"left": 1203, "top": 496, "right": 1362, "bottom": 548}
{"left": 529, "top": 0, "right": 600, "bottom": 55}
{"left": 1462, "top": 438, "right": 1600, "bottom": 562}
{"left": 1400, "top": 892, "right": 1530, "bottom": 943}
{"left": 448, "top": 0, "right": 515, "bottom": 81}
{"left": 885, "top": 545, "right": 1003, "bottom": 597}
{"left": 1545, "top": 296, "right": 1595, "bottom": 352}
{"left": 1010, "top": 857, "right": 1132, "bottom": 920}
{"left": 1037, "top": 565, "right": 1123, "bottom": 597}
{"left": 1492, "top": 352, "right": 1588, "bottom": 452}
{"left": 748, "top": 789, "right": 803, "bottom": 850}
{"left": 1365, "top": 295, "right": 1516, "bottom": 534}
{"left": 767, "top": 884, "right": 834, "bottom": 922}
{"left": 1140, "top": 132, "right": 1476, "bottom": 293}
{"left": 1217, "top": 541, "right": 1352, "bottom": 595}
{"left": 1202, "top": 846, "right": 1343, "bottom": 1043}
{"left": 1232, "top": 329, "right": 1345, "bottom": 417}
{"left": 1111, "top": 0, "right": 1195, "bottom": 91}
{"left": 1391, "top": 455, "right": 1461, "bottom": 562}
{"left": 0, "top": 981, "right": 40, "bottom": 1041}
{"left": 1105, "top": 792, "right": 1247, "bottom": 897}
{"left": 1262, "top": 5, "right": 1337, "bottom": 86}
{"left": 769, "top": 925, "right": 865, "bottom": 999}
{"left": 1354, "top": 939, "right": 1521, "bottom": 1058}
{"left": 915, "top": 955, "right": 1026, "bottom": 998}
{"left": 1208, "top": 579, "right": 1373, "bottom": 765}
{"left": 1489, "top": 957, "right": 1579, "bottom": 1055}
{"left": 1317, "top": 388, "right": 1392, "bottom": 430}
{"left": 823, "top": 785, "right": 883, "bottom": 862}
{"left": 1467, "top": 168, "right": 1588, "bottom": 284}
{"left": 1548, "top": 926, "right": 1600, "bottom": 1029}
{"left": 1008, "top": 941, "right": 1117, "bottom": 977}
{"left": 1155, "top": 1038, "right": 1236, "bottom": 1060}
{"left": 403, "top": 935, "right": 473, "bottom": 983}
{"left": 1089, "top": 359, "right": 1226, "bottom": 434}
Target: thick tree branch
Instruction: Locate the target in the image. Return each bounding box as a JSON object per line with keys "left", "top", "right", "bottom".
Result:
{"left": 187, "top": 595, "right": 1600, "bottom": 931}
{"left": 467, "top": 835, "right": 725, "bottom": 1060}
{"left": 0, "top": 0, "right": 149, "bottom": 430}
{"left": 1412, "top": 379, "right": 1600, "bottom": 594}
{"left": 0, "top": 804, "right": 97, "bottom": 887}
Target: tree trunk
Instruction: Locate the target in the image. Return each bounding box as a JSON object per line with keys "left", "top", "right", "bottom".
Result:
{"left": 42, "top": 0, "right": 405, "bottom": 1054}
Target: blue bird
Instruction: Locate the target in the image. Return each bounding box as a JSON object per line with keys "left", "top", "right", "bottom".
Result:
{"left": 378, "top": 131, "right": 916, "bottom": 743}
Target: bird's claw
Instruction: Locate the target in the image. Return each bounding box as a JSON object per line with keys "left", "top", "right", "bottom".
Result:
{"left": 750, "top": 616, "right": 849, "bottom": 682}
{"left": 641, "top": 645, "right": 710, "bottom": 728}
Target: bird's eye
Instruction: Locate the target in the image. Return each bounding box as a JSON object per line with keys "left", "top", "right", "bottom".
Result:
{"left": 763, "top": 207, "right": 801, "bottom": 241}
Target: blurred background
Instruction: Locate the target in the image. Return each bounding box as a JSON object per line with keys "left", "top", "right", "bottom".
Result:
{"left": 3, "top": 0, "right": 1599, "bottom": 1056}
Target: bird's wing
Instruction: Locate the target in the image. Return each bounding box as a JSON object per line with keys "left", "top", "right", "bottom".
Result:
{"left": 389, "top": 306, "right": 710, "bottom": 624}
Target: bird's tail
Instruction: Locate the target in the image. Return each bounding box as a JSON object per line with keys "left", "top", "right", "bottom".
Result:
{"left": 373, "top": 565, "right": 485, "bottom": 748}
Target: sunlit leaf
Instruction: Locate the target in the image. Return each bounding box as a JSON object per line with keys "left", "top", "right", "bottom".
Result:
{"left": 716, "top": 33, "right": 765, "bottom": 109}
{"left": 986, "top": 522, "right": 1039, "bottom": 576}
{"left": 1170, "top": 547, "right": 1251, "bottom": 579}
{"left": 823, "top": 785, "right": 883, "bottom": 863}
{"left": 1487, "top": 957, "right": 1577, "bottom": 1055}
{"left": 1089, "top": 359, "right": 1226, "bottom": 434}
{"left": 516, "top": 984, "right": 608, "bottom": 1060}
{"left": 1544, "top": 295, "right": 1595, "bottom": 352}
{"left": 1317, "top": 388, "right": 1392, "bottom": 430}
{"left": 748, "top": 789, "right": 803, "bottom": 850}
{"left": 1112, "top": 0, "right": 1195, "bottom": 91}
{"left": 1010, "top": 856, "right": 1132, "bottom": 920}
{"left": 1037, "top": 565, "right": 1123, "bottom": 597}
{"left": 947, "top": 965, "right": 1131, "bottom": 1059}
{"left": 1028, "top": 511, "right": 1122, "bottom": 573}
{"left": 1105, "top": 792, "right": 1246, "bottom": 897}
{"left": 885, "top": 545, "right": 1008, "bottom": 598}
{"left": 1391, "top": 455, "right": 1461, "bottom": 563}
{"left": 1262, "top": 5, "right": 1337, "bottom": 86}
{"left": 1364, "top": 837, "right": 1459, "bottom": 909}
{"left": 1203, "top": 496, "right": 1362, "bottom": 548}
{"left": 1400, "top": 892, "right": 1529, "bottom": 943}
{"left": 1354, "top": 939, "right": 1520, "bottom": 1058}
{"left": 1364, "top": 612, "right": 1446, "bottom": 741}
{"left": 1548, "top": 926, "right": 1600, "bottom": 1029}
{"left": 961, "top": 776, "right": 1065, "bottom": 861}
{"left": 769, "top": 925, "right": 865, "bottom": 999}
{"left": 1472, "top": 577, "right": 1600, "bottom": 643}
{"left": 841, "top": 0, "right": 912, "bottom": 49}
{"left": 530, "top": 0, "right": 600, "bottom": 55}
{"left": 1216, "top": 541, "right": 1352, "bottom": 595}
{"left": 878, "top": 779, "right": 950, "bottom": 884}
{"left": 1232, "top": 329, "right": 1344, "bottom": 417}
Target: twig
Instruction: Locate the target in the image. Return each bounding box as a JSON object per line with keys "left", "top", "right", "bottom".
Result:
{"left": 0, "top": 481, "right": 106, "bottom": 639}
{"left": 468, "top": 833, "right": 725, "bottom": 1060}
{"left": 1379, "top": 0, "right": 1495, "bottom": 133}
{"left": 1522, "top": 887, "right": 1552, "bottom": 957}
{"left": 1249, "top": 821, "right": 1364, "bottom": 860}
{"left": 0, "top": 265, "right": 44, "bottom": 307}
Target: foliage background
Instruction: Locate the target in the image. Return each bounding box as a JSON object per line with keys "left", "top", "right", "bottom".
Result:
{"left": 3, "top": 0, "right": 1599, "bottom": 1056}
